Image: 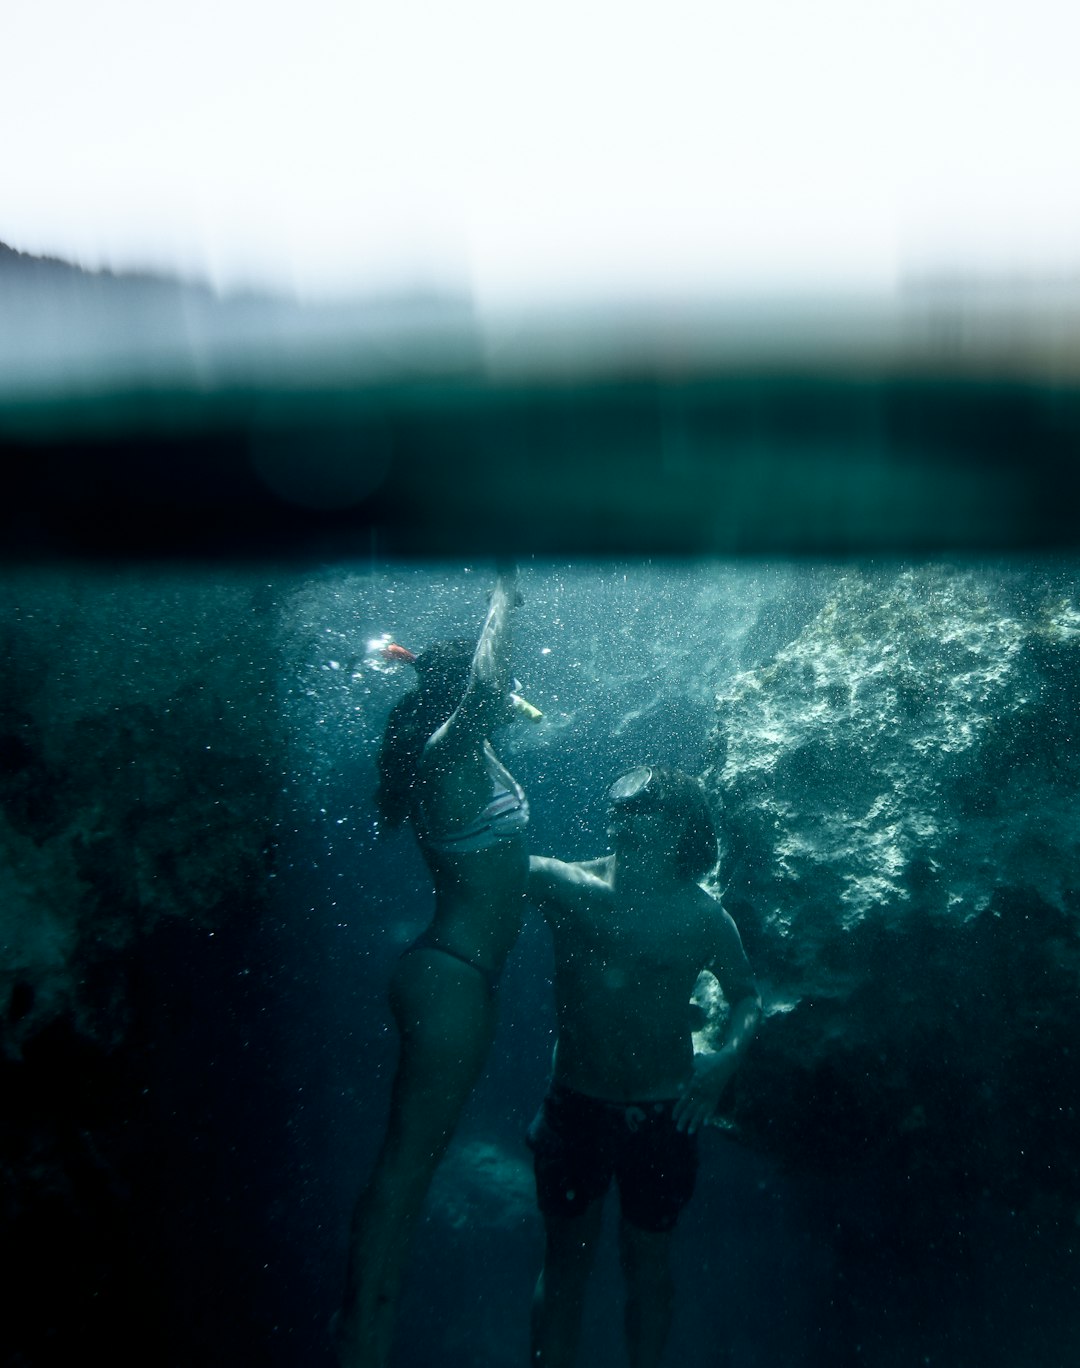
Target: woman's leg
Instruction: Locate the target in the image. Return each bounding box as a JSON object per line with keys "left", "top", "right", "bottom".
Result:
{"left": 530, "top": 1201, "right": 604, "bottom": 1367}
{"left": 335, "top": 948, "right": 498, "bottom": 1368}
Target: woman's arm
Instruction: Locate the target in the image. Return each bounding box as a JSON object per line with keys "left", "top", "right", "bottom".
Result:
{"left": 452, "top": 566, "right": 520, "bottom": 738}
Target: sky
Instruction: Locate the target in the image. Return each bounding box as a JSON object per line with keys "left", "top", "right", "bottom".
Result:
{"left": 3, "top": 1, "right": 1079, "bottom": 306}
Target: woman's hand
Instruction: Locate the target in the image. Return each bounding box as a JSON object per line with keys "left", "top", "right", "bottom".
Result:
{"left": 491, "top": 567, "right": 524, "bottom": 609}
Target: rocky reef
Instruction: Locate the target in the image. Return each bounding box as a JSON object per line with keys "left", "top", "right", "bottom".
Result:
{"left": 0, "top": 569, "right": 284, "bottom": 1364}
{"left": 0, "top": 570, "right": 281, "bottom": 1050}
{"left": 705, "top": 563, "right": 1080, "bottom": 1363}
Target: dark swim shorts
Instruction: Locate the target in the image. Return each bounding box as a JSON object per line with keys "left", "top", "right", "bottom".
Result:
{"left": 526, "top": 1081, "right": 699, "bottom": 1233}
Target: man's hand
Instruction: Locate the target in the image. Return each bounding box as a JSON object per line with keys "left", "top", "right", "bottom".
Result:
{"left": 673, "top": 1048, "right": 739, "bottom": 1134}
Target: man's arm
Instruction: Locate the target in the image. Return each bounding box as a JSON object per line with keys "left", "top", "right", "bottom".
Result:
{"left": 673, "top": 901, "right": 761, "bottom": 1135}
{"left": 528, "top": 854, "right": 609, "bottom": 895}
{"left": 528, "top": 855, "right": 611, "bottom": 924}
{"left": 568, "top": 854, "right": 615, "bottom": 878}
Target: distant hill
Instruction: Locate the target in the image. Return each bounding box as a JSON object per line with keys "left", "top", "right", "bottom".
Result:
{"left": 0, "top": 238, "right": 219, "bottom": 297}
{"left": 0, "top": 240, "right": 83, "bottom": 275}
{"left": 0, "top": 235, "right": 481, "bottom": 408}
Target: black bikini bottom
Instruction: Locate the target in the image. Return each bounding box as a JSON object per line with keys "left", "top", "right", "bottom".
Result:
{"left": 401, "top": 930, "right": 499, "bottom": 996}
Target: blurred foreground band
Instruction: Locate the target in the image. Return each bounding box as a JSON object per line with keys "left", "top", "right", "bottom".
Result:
{"left": 2, "top": 249, "right": 1079, "bottom": 561}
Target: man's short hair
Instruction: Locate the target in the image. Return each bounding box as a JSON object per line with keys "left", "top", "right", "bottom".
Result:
{"left": 609, "top": 765, "right": 718, "bottom": 881}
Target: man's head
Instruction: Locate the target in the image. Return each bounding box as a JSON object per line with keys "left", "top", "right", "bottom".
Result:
{"left": 607, "top": 765, "right": 718, "bottom": 882}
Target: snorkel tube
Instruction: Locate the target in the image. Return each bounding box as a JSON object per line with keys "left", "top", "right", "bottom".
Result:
{"left": 509, "top": 690, "right": 543, "bottom": 722}
{"left": 380, "top": 642, "right": 418, "bottom": 665}
{"left": 508, "top": 676, "right": 543, "bottom": 721}
{"left": 365, "top": 636, "right": 419, "bottom": 675}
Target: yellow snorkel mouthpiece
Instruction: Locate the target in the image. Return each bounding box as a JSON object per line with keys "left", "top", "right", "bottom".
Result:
{"left": 509, "top": 691, "right": 543, "bottom": 721}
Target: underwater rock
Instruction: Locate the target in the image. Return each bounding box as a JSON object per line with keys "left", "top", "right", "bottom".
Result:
{"left": 427, "top": 1139, "right": 538, "bottom": 1233}
{"left": 699, "top": 564, "right": 1080, "bottom": 1361}
{"left": 0, "top": 570, "right": 282, "bottom": 1054}
{"left": 0, "top": 570, "right": 289, "bottom": 1365}
{"left": 704, "top": 563, "right": 1080, "bottom": 1200}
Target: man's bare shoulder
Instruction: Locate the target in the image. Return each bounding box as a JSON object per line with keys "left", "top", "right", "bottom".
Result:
{"left": 689, "top": 881, "right": 736, "bottom": 921}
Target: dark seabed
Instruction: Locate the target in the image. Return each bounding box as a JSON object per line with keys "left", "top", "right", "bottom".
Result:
{"left": 3, "top": 559, "right": 1079, "bottom": 1368}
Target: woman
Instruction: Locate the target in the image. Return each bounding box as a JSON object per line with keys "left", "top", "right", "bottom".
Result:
{"left": 335, "top": 569, "right": 529, "bottom": 1368}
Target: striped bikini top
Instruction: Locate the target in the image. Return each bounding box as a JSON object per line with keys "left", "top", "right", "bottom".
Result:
{"left": 417, "top": 774, "right": 529, "bottom": 854}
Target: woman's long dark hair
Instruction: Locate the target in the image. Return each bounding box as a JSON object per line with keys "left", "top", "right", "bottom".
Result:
{"left": 375, "top": 639, "right": 475, "bottom": 827}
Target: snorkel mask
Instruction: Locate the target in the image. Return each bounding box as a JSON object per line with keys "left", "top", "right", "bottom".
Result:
{"left": 608, "top": 766, "right": 659, "bottom": 810}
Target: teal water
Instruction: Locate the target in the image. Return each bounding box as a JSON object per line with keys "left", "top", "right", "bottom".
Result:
{"left": 2, "top": 558, "right": 1078, "bottom": 1368}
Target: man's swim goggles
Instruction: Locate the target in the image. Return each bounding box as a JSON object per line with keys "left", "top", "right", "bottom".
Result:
{"left": 608, "top": 766, "right": 659, "bottom": 808}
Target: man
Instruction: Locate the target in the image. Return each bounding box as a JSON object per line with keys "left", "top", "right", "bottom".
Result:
{"left": 526, "top": 766, "right": 760, "bottom": 1368}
